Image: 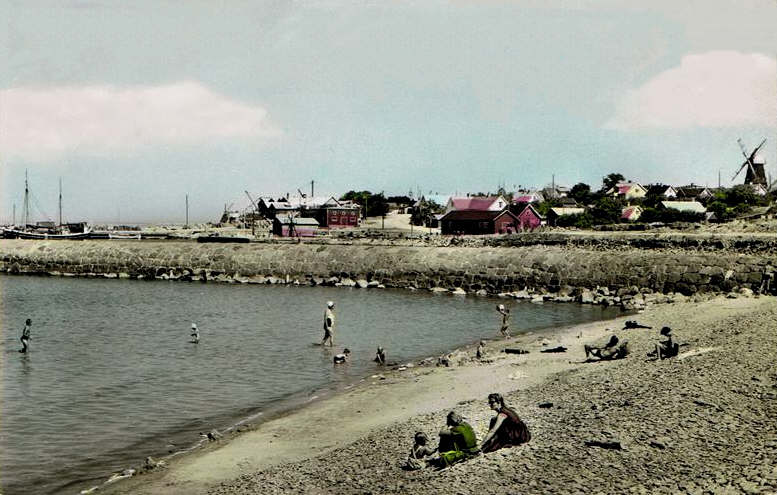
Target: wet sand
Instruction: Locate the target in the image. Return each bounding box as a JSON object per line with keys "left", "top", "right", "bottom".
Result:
{"left": 101, "top": 295, "right": 777, "bottom": 495}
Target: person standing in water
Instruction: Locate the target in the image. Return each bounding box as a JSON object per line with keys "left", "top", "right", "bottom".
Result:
{"left": 322, "top": 301, "right": 336, "bottom": 347}
{"left": 19, "top": 318, "right": 31, "bottom": 353}
{"left": 190, "top": 323, "right": 200, "bottom": 344}
{"left": 496, "top": 304, "right": 511, "bottom": 337}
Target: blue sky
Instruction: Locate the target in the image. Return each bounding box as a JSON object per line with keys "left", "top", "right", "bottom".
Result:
{"left": 1, "top": 0, "right": 776, "bottom": 223}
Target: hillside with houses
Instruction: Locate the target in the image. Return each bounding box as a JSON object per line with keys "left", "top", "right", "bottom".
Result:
{"left": 223, "top": 171, "right": 775, "bottom": 238}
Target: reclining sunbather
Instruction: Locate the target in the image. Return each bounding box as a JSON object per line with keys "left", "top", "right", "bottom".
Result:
{"left": 584, "top": 335, "right": 629, "bottom": 361}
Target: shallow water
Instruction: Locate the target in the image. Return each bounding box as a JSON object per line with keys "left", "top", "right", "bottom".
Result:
{"left": 0, "top": 275, "right": 619, "bottom": 494}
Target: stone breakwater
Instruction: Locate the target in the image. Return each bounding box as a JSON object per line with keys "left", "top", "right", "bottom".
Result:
{"left": 0, "top": 239, "right": 773, "bottom": 308}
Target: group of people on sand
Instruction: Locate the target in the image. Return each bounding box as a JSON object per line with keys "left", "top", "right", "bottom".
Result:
{"left": 404, "top": 392, "right": 530, "bottom": 470}
{"left": 583, "top": 324, "right": 680, "bottom": 362}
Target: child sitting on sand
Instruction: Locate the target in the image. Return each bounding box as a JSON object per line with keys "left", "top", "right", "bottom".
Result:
{"left": 402, "top": 432, "right": 436, "bottom": 470}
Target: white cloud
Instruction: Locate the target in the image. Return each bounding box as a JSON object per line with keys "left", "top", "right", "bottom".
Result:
{"left": 605, "top": 51, "right": 777, "bottom": 130}
{"left": 0, "top": 81, "right": 282, "bottom": 160}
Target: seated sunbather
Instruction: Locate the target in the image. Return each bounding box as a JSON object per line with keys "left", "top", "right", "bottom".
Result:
{"left": 481, "top": 393, "right": 531, "bottom": 453}
{"left": 429, "top": 411, "right": 479, "bottom": 468}
{"left": 647, "top": 327, "right": 679, "bottom": 359}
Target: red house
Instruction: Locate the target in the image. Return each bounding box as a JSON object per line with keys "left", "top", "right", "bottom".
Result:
{"left": 323, "top": 207, "right": 360, "bottom": 228}
{"left": 440, "top": 210, "right": 519, "bottom": 235}
{"left": 517, "top": 204, "right": 543, "bottom": 231}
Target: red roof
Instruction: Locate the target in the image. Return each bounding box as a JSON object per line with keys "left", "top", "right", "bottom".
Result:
{"left": 617, "top": 185, "right": 632, "bottom": 195}
{"left": 518, "top": 204, "right": 542, "bottom": 219}
{"left": 441, "top": 210, "right": 503, "bottom": 221}
{"left": 449, "top": 197, "right": 503, "bottom": 211}
{"left": 621, "top": 207, "right": 636, "bottom": 219}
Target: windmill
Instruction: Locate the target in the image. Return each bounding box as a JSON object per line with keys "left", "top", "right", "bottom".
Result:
{"left": 732, "top": 138, "right": 768, "bottom": 186}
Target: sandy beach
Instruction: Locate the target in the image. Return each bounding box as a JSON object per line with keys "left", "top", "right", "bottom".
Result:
{"left": 98, "top": 294, "right": 776, "bottom": 495}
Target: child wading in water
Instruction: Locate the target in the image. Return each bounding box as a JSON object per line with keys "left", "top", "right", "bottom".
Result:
{"left": 496, "top": 304, "right": 510, "bottom": 337}
{"left": 333, "top": 348, "right": 350, "bottom": 364}
{"left": 19, "top": 318, "right": 31, "bottom": 353}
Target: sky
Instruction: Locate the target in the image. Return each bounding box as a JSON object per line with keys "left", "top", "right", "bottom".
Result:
{"left": 1, "top": 0, "right": 776, "bottom": 224}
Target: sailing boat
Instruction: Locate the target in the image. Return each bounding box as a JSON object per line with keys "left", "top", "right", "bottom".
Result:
{"left": 3, "top": 173, "right": 91, "bottom": 240}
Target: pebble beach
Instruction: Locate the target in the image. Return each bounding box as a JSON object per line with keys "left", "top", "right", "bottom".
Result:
{"left": 101, "top": 294, "right": 777, "bottom": 495}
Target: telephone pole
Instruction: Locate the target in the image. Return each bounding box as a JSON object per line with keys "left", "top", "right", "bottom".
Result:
{"left": 58, "top": 177, "right": 63, "bottom": 226}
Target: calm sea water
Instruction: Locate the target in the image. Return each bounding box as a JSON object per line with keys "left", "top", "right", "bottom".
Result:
{"left": 0, "top": 275, "right": 619, "bottom": 494}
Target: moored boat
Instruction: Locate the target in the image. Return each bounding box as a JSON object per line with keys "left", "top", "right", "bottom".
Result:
{"left": 3, "top": 228, "right": 92, "bottom": 240}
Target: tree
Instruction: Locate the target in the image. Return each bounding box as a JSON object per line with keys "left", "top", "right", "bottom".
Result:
{"left": 340, "top": 190, "right": 389, "bottom": 217}
{"left": 411, "top": 199, "right": 442, "bottom": 226}
{"left": 724, "top": 185, "right": 761, "bottom": 207}
{"left": 706, "top": 200, "right": 733, "bottom": 222}
{"left": 569, "top": 182, "right": 592, "bottom": 205}
{"left": 536, "top": 199, "right": 562, "bottom": 216}
{"left": 602, "top": 173, "right": 625, "bottom": 192}
{"left": 556, "top": 211, "right": 593, "bottom": 229}
{"left": 591, "top": 196, "right": 623, "bottom": 225}
{"left": 387, "top": 195, "right": 413, "bottom": 206}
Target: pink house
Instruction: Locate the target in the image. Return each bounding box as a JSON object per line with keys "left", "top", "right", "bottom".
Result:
{"left": 621, "top": 206, "right": 643, "bottom": 222}
{"left": 517, "top": 204, "right": 543, "bottom": 231}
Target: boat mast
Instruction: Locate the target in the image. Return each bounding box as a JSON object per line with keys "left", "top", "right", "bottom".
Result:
{"left": 59, "top": 177, "right": 63, "bottom": 226}
{"left": 23, "top": 169, "right": 29, "bottom": 227}
{"left": 185, "top": 193, "right": 189, "bottom": 228}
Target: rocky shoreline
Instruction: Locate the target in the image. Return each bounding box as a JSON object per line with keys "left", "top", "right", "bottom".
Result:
{"left": 0, "top": 238, "right": 774, "bottom": 313}
{"left": 99, "top": 295, "right": 777, "bottom": 495}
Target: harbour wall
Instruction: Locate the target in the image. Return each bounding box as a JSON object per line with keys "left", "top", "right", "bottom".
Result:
{"left": 0, "top": 239, "right": 773, "bottom": 307}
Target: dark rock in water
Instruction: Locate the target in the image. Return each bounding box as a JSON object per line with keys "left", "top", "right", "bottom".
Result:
{"left": 206, "top": 429, "right": 223, "bottom": 441}
{"left": 538, "top": 402, "right": 553, "bottom": 409}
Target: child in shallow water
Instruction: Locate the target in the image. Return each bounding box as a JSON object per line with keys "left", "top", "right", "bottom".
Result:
{"left": 333, "top": 348, "right": 351, "bottom": 364}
